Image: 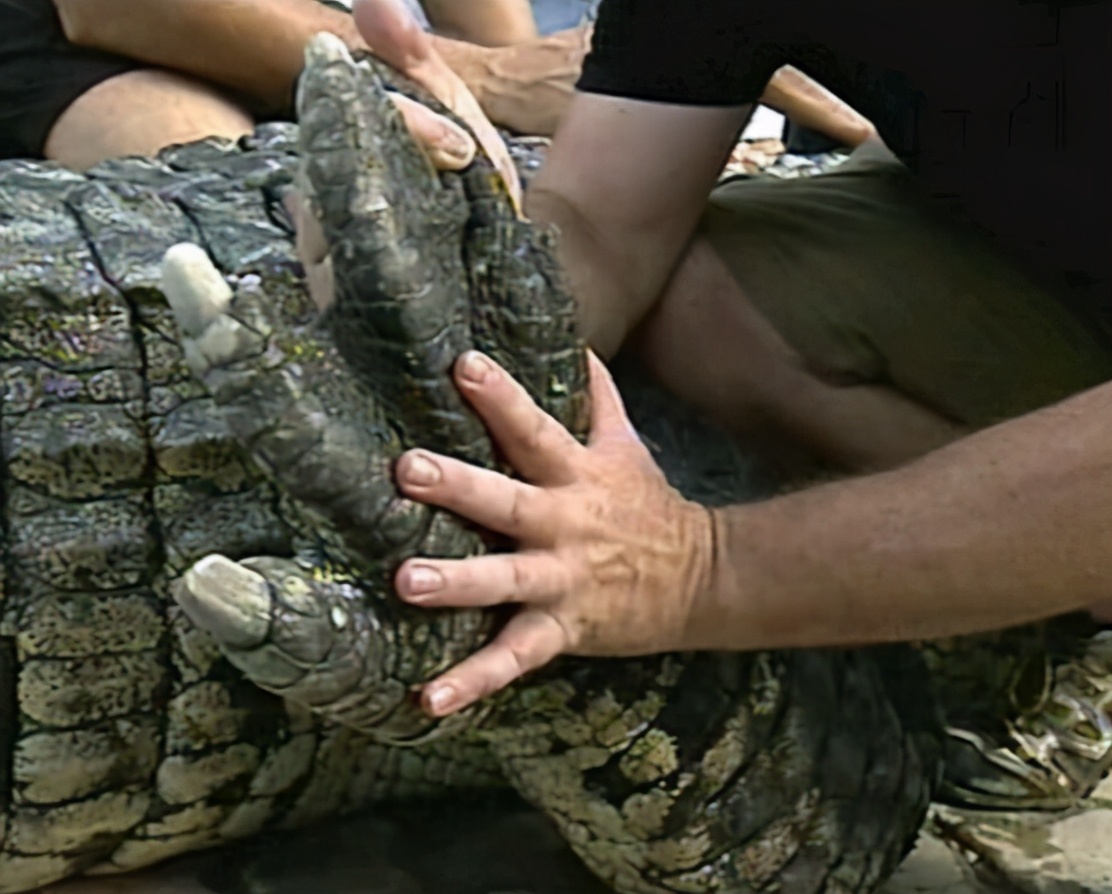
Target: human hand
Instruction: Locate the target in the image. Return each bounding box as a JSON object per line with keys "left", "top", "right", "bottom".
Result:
{"left": 352, "top": 0, "right": 521, "bottom": 203}
{"left": 444, "top": 24, "right": 592, "bottom": 136}
{"left": 289, "top": 0, "right": 526, "bottom": 312}
{"left": 392, "top": 351, "right": 716, "bottom": 717}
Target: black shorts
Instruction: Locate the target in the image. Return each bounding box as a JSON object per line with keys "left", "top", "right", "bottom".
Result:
{"left": 0, "top": 0, "right": 138, "bottom": 159}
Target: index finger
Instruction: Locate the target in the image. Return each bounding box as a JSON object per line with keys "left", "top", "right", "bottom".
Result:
{"left": 420, "top": 610, "right": 567, "bottom": 716}
{"left": 453, "top": 352, "right": 582, "bottom": 485}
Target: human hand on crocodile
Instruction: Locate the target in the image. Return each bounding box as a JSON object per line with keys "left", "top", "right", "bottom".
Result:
{"left": 392, "top": 350, "right": 717, "bottom": 717}
{"left": 352, "top": 0, "right": 520, "bottom": 196}
{"left": 289, "top": 0, "right": 524, "bottom": 308}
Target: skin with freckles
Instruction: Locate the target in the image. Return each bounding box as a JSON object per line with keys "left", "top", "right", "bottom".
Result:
{"left": 397, "top": 349, "right": 1112, "bottom": 718}
{"left": 395, "top": 352, "right": 714, "bottom": 716}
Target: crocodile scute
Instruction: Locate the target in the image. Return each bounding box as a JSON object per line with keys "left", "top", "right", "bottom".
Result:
{"left": 0, "top": 35, "right": 942, "bottom": 894}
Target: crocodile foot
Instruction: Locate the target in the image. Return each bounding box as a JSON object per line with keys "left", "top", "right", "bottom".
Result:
{"left": 158, "top": 35, "right": 587, "bottom": 742}
{"left": 175, "top": 554, "right": 456, "bottom": 740}
{"left": 156, "top": 33, "right": 941, "bottom": 894}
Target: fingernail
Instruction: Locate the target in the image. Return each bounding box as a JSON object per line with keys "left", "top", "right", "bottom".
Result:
{"left": 425, "top": 684, "right": 459, "bottom": 716}
{"left": 458, "top": 351, "right": 492, "bottom": 384}
{"left": 441, "top": 133, "right": 473, "bottom": 162}
{"left": 402, "top": 452, "right": 441, "bottom": 486}
{"left": 402, "top": 564, "right": 443, "bottom": 597}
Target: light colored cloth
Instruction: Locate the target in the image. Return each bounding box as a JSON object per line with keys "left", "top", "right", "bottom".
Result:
{"left": 398, "top": 0, "right": 431, "bottom": 28}
{"left": 532, "top": 0, "right": 597, "bottom": 33}
{"left": 397, "top": 0, "right": 598, "bottom": 34}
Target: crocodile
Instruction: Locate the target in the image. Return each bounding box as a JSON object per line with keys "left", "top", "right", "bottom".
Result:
{"left": 0, "top": 32, "right": 1107, "bottom": 894}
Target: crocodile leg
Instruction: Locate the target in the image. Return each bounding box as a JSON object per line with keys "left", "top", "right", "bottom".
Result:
{"left": 158, "top": 36, "right": 591, "bottom": 742}
{"left": 0, "top": 154, "right": 507, "bottom": 891}
{"left": 154, "top": 34, "right": 942, "bottom": 894}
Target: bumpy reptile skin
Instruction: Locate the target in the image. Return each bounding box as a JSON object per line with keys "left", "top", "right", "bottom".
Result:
{"left": 0, "top": 39, "right": 945, "bottom": 894}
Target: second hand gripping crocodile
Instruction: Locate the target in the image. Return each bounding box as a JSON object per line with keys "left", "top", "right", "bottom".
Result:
{"left": 1, "top": 33, "right": 1111, "bottom": 894}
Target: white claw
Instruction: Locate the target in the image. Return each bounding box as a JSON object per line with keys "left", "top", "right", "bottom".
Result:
{"left": 305, "top": 31, "right": 354, "bottom": 67}
{"left": 175, "top": 554, "right": 271, "bottom": 649}
{"left": 161, "top": 242, "right": 234, "bottom": 336}
{"left": 180, "top": 314, "right": 254, "bottom": 378}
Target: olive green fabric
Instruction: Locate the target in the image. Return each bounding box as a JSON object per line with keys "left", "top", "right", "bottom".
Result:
{"left": 701, "top": 142, "right": 1111, "bottom": 428}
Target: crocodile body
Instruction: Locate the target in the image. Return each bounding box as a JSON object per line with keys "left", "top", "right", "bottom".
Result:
{"left": 0, "top": 36, "right": 1102, "bottom": 894}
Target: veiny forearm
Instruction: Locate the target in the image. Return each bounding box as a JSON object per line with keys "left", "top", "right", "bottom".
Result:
{"left": 690, "top": 380, "right": 1112, "bottom": 650}
{"left": 53, "top": 0, "right": 365, "bottom": 111}
{"left": 421, "top": 0, "right": 537, "bottom": 45}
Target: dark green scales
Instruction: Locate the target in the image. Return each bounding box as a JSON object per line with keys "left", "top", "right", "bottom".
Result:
{"left": 0, "top": 33, "right": 1108, "bottom": 894}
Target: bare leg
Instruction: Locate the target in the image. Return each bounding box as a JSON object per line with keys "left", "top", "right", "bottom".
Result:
{"left": 630, "top": 238, "right": 965, "bottom": 473}
{"left": 44, "top": 68, "right": 255, "bottom": 170}
{"left": 590, "top": 68, "right": 963, "bottom": 472}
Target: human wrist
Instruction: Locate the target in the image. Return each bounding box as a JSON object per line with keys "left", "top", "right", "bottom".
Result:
{"left": 429, "top": 35, "right": 492, "bottom": 107}
{"left": 678, "top": 503, "right": 781, "bottom": 653}
{"left": 678, "top": 504, "right": 724, "bottom": 651}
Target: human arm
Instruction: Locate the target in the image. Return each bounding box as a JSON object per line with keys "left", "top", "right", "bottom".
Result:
{"left": 691, "top": 378, "right": 1111, "bottom": 650}
{"left": 419, "top": 0, "right": 586, "bottom": 136}
{"left": 394, "top": 352, "right": 1112, "bottom": 715}
{"left": 525, "top": 94, "right": 750, "bottom": 356}
{"left": 52, "top": 0, "right": 367, "bottom": 114}
{"left": 432, "top": 24, "right": 591, "bottom": 135}
{"left": 761, "top": 65, "right": 877, "bottom": 148}
{"left": 420, "top": 0, "right": 537, "bottom": 45}
{"left": 54, "top": 0, "right": 522, "bottom": 188}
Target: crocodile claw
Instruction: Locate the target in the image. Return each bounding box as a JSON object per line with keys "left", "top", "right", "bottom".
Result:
{"left": 162, "top": 242, "right": 234, "bottom": 335}
{"left": 174, "top": 553, "right": 462, "bottom": 741}
{"left": 175, "top": 554, "right": 272, "bottom": 650}
{"left": 160, "top": 240, "right": 435, "bottom": 564}
{"left": 162, "top": 242, "right": 267, "bottom": 377}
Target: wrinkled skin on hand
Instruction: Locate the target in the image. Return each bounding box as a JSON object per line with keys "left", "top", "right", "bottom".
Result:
{"left": 393, "top": 351, "right": 716, "bottom": 717}
{"left": 455, "top": 24, "right": 593, "bottom": 137}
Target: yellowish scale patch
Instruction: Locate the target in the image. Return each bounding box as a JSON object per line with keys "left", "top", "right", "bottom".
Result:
{"left": 697, "top": 716, "right": 750, "bottom": 790}
{"left": 621, "top": 788, "right": 675, "bottom": 839}
{"left": 738, "top": 788, "right": 820, "bottom": 887}
{"left": 646, "top": 826, "right": 715, "bottom": 872}
{"left": 618, "top": 728, "right": 681, "bottom": 785}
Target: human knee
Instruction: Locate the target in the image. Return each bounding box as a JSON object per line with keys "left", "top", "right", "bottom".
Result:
{"left": 45, "top": 68, "right": 255, "bottom": 169}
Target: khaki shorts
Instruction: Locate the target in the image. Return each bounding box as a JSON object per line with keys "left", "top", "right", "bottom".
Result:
{"left": 701, "top": 142, "right": 1111, "bottom": 428}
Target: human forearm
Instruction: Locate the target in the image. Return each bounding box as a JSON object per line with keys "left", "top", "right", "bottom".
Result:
{"left": 421, "top": 0, "right": 537, "bottom": 45}
{"left": 53, "top": 0, "right": 365, "bottom": 111}
{"left": 525, "top": 186, "right": 645, "bottom": 356}
{"left": 691, "top": 381, "right": 1112, "bottom": 651}
{"left": 525, "top": 183, "right": 711, "bottom": 359}
{"left": 526, "top": 95, "right": 750, "bottom": 356}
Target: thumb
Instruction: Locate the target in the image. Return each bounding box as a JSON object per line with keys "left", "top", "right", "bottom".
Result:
{"left": 351, "top": 0, "right": 430, "bottom": 74}
{"left": 586, "top": 351, "right": 638, "bottom": 444}
{"left": 389, "top": 92, "right": 476, "bottom": 170}
{"left": 352, "top": 0, "right": 523, "bottom": 210}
